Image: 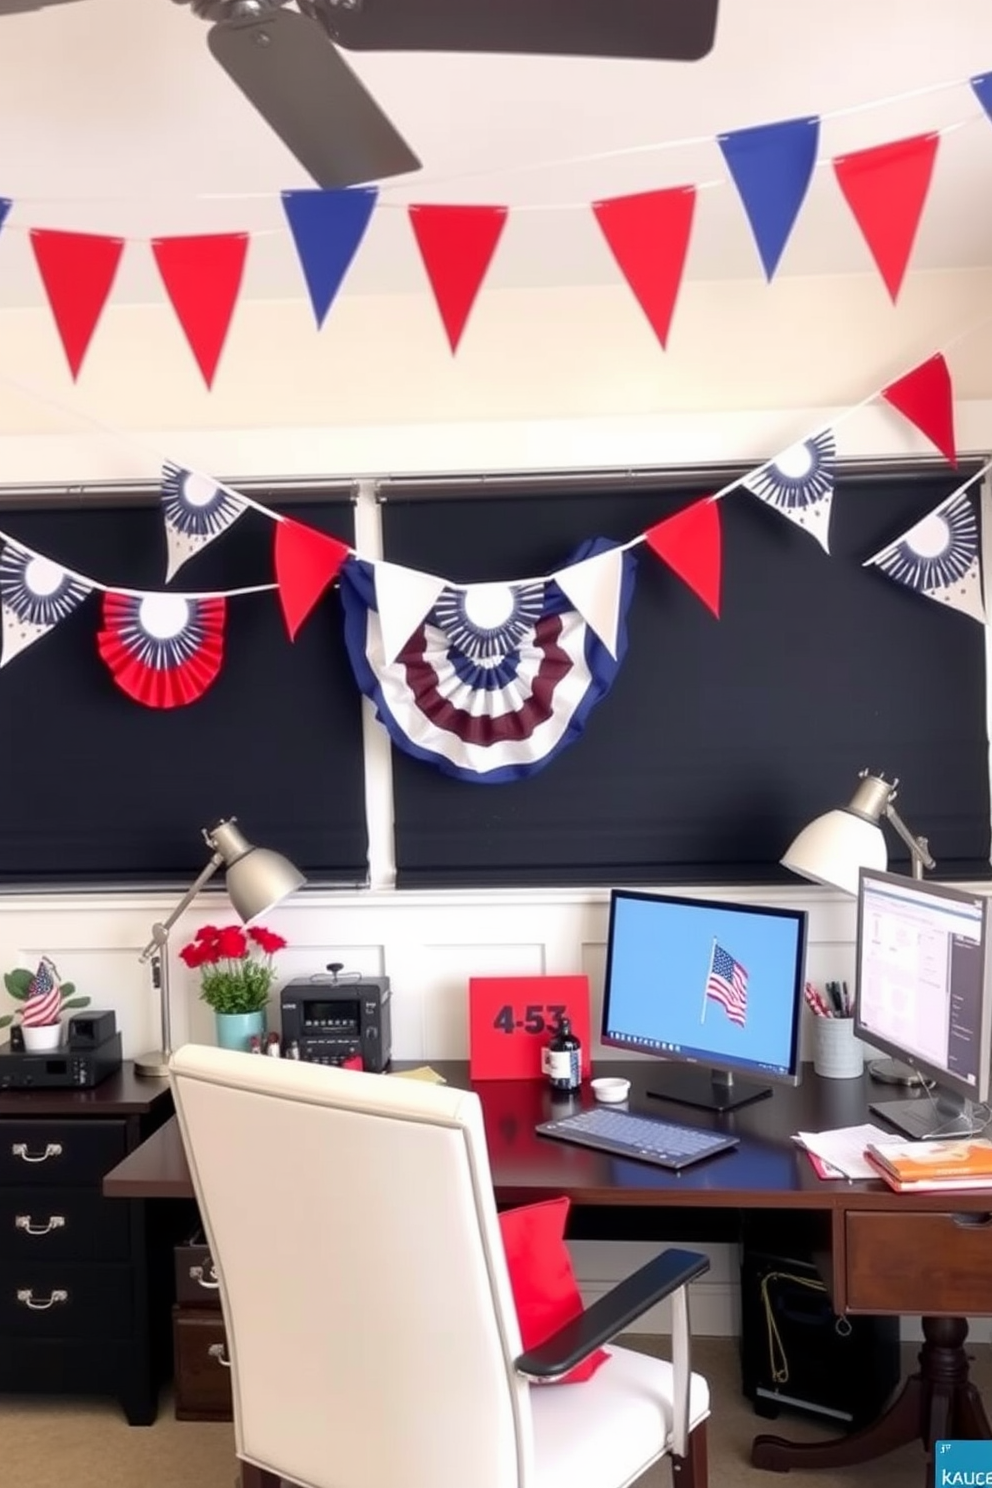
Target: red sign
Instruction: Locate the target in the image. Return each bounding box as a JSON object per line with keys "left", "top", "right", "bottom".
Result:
{"left": 468, "top": 975, "right": 592, "bottom": 1081}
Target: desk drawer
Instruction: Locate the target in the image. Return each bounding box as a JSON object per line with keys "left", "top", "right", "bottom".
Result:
{"left": 0, "top": 1120, "right": 127, "bottom": 1188}
{"left": 0, "top": 1262, "right": 133, "bottom": 1338}
{"left": 175, "top": 1232, "right": 221, "bottom": 1307}
{"left": 847, "top": 1210, "right": 992, "bottom": 1314}
{"left": 173, "top": 1306, "right": 233, "bottom": 1421}
{"left": 0, "top": 1189, "right": 130, "bottom": 1263}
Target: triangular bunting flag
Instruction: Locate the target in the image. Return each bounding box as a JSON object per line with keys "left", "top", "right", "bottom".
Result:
{"left": 718, "top": 116, "right": 820, "bottom": 280}
{"left": 0, "top": 199, "right": 10, "bottom": 236}
{"left": 971, "top": 72, "right": 992, "bottom": 123}
{"left": 881, "top": 354, "right": 957, "bottom": 466}
{"left": 374, "top": 561, "right": 448, "bottom": 665}
{"left": 282, "top": 187, "right": 378, "bottom": 328}
{"left": 151, "top": 233, "right": 249, "bottom": 388}
{"left": 865, "top": 483, "right": 985, "bottom": 624}
{"left": 30, "top": 229, "right": 125, "bottom": 379}
{"left": 742, "top": 430, "right": 837, "bottom": 552}
{"left": 160, "top": 463, "right": 249, "bottom": 581}
{"left": 552, "top": 545, "right": 626, "bottom": 658}
{"left": 275, "top": 518, "right": 350, "bottom": 641}
{"left": 408, "top": 205, "right": 508, "bottom": 352}
{"left": 0, "top": 541, "right": 93, "bottom": 667}
{"left": 644, "top": 499, "right": 722, "bottom": 617}
{"left": 591, "top": 187, "right": 695, "bottom": 349}
{"left": 833, "top": 133, "right": 939, "bottom": 301}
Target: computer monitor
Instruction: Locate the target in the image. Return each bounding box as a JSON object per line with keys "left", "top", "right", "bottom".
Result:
{"left": 601, "top": 889, "right": 809, "bottom": 1113}
{"left": 855, "top": 869, "right": 992, "bottom": 1139}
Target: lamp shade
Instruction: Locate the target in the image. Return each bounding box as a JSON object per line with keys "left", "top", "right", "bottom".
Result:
{"left": 207, "top": 819, "right": 306, "bottom": 923}
{"left": 781, "top": 808, "right": 888, "bottom": 896}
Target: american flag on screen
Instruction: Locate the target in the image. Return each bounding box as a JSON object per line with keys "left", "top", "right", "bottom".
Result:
{"left": 706, "top": 943, "right": 748, "bottom": 1028}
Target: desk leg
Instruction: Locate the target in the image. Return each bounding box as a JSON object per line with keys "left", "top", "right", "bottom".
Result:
{"left": 751, "top": 1317, "right": 992, "bottom": 1478}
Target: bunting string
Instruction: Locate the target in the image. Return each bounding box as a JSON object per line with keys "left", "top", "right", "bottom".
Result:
{"left": 0, "top": 69, "right": 991, "bottom": 379}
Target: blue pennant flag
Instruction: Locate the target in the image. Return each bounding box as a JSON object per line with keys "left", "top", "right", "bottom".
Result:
{"left": 0, "top": 199, "right": 10, "bottom": 236}
{"left": 971, "top": 72, "right": 992, "bottom": 123}
{"left": 718, "top": 117, "right": 820, "bottom": 280}
{"left": 281, "top": 187, "right": 378, "bottom": 328}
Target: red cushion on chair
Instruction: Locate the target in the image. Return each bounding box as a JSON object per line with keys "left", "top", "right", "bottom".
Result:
{"left": 498, "top": 1196, "right": 610, "bottom": 1384}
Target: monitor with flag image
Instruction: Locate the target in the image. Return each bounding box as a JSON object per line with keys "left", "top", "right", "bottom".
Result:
{"left": 601, "top": 889, "right": 808, "bottom": 1112}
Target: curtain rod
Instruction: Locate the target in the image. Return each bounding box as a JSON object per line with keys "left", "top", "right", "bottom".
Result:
{"left": 0, "top": 478, "right": 358, "bottom": 510}
{"left": 375, "top": 455, "right": 984, "bottom": 500}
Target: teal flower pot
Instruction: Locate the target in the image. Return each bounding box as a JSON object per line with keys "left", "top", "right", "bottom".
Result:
{"left": 214, "top": 1010, "right": 267, "bottom": 1053}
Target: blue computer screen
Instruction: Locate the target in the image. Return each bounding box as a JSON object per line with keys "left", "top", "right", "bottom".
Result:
{"left": 602, "top": 891, "right": 807, "bottom": 1078}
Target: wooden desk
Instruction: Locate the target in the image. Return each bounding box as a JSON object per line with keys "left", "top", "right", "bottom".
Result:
{"left": 105, "top": 1061, "right": 992, "bottom": 1481}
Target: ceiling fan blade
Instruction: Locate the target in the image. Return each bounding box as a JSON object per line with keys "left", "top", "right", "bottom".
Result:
{"left": 314, "top": 0, "right": 720, "bottom": 62}
{"left": 208, "top": 8, "right": 421, "bottom": 189}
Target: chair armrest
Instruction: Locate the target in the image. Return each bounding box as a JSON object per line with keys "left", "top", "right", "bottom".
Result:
{"left": 514, "top": 1246, "right": 709, "bottom": 1381}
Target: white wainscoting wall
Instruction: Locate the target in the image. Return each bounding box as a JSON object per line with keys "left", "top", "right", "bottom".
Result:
{"left": 0, "top": 879, "right": 986, "bottom": 1345}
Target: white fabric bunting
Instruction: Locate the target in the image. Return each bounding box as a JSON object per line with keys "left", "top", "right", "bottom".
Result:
{"left": 0, "top": 542, "right": 93, "bottom": 667}
{"left": 864, "top": 484, "right": 985, "bottom": 624}
{"left": 160, "top": 462, "right": 249, "bottom": 581}
{"left": 742, "top": 429, "right": 836, "bottom": 552}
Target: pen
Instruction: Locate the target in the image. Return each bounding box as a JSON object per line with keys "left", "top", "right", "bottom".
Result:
{"left": 841, "top": 981, "right": 851, "bottom": 1017}
{"left": 826, "top": 981, "right": 846, "bottom": 1017}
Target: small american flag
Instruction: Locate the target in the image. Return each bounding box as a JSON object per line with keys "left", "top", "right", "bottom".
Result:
{"left": 21, "top": 957, "right": 63, "bottom": 1028}
{"left": 706, "top": 943, "right": 748, "bottom": 1028}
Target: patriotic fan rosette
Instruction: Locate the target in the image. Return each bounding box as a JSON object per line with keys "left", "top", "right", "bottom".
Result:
{"left": 97, "top": 591, "right": 227, "bottom": 707}
{"left": 20, "top": 957, "right": 65, "bottom": 1028}
{"left": 338, "top": 537, "right": 636, "bottom": 783}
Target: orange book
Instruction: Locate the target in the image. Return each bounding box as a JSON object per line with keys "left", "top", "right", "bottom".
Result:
{"left": 864, "top": 1137, "right": 992, "bottom": 1192}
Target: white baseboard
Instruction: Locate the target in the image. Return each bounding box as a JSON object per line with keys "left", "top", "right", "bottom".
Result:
{"left": 570, "top": 1240, "right": 992, "bottom": 1344}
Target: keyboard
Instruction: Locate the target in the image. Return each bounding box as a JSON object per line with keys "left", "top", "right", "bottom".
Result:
{"left": 535, "top": 1106, "right": 740, "bottom": 1172}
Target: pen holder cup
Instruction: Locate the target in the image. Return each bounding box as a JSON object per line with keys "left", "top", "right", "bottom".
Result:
{"left": 813, "top": 1017, "right": 865, "bottom": 1079}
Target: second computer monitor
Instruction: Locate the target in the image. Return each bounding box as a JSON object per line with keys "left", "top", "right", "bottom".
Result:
{"left": 601, "top": 889, "right": 808, "bottom": 1112}
{"left": 856, "top": 869, "right": 992, "bottom": 1137}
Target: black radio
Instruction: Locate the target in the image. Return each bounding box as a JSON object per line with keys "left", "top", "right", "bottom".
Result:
{"left": 280, "top": 966, "right": 391, "bottom": 1072}
{"left": 0, "top": 1011, "right": 122, "bottom": 1090}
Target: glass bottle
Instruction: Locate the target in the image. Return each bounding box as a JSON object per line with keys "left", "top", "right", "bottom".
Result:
{"left": 544, "top": 1013, "right": 582, "bottom": 1093}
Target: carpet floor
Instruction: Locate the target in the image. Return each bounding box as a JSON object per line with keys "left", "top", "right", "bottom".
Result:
{"left": 2, "top": 1335, "right": 987, "bottom": 1486}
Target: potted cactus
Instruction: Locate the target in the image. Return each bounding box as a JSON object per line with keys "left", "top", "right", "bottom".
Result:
{"left": 0, "top": 957, "right": 90, "bottom": 1051}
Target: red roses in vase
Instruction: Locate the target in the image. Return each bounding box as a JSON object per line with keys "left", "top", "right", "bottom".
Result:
{"left": 180, "top": 924, "right": 287, "bottom": 1015}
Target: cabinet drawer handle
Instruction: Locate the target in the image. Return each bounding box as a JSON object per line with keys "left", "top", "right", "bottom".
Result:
{"left": 189, "top": 1262, "right": 219, "bottom": 1290}
{"left": 11, "top": 1142, "right": 63, "bottom": 1164}
{"left": 207, "top": 1343, "right": 231, "bottom": 1368}
{"left": 14, "top": 1215, "right": 66, "bottom": 1237}
{"left": 16, "top": 1288, "right": 68, "bottom": 1311}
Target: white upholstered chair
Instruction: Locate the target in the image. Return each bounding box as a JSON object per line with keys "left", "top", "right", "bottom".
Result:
{"left": 169, "top": 1045, "right": 712, "bottom": 1488}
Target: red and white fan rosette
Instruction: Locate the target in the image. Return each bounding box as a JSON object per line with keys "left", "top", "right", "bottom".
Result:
{"left": 20, "top": 957, "right": 64, "bottom": 1028}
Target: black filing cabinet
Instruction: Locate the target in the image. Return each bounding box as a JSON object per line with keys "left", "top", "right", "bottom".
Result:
{"left": 0, "top": 1069, "right": 175, "bottom": 1424}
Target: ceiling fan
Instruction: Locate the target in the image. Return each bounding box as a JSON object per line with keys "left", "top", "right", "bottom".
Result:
{"left": 0, "top": 0, "right": 720, "bottom": 189}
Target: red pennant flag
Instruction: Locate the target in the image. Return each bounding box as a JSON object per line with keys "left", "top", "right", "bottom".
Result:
{"left": 833, "top": 134, "right": 939, "bottom": 302}
{"left": 644, "top": 499, "right": 722, "bottom": 618}
{"left": 592, "top": 187, "right": 696, "bottom": 349}
{"left": 408, "top": 205, "right": 507, "bottom": 352}
{"left": 275, "top": 518, "right": 350, "bottom": 640}
{"left": 30, "top": 229, "right": 124, "bottom": 379}
{"left": 881, "top": 353, "right": 957, "bottom": 466}
{"left": 152, "top": 233, "right": 249, "bottom": 388}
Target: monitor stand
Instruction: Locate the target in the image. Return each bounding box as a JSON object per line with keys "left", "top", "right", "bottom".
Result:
{"left": 646, "top": 1066, "right": 773, "bottom": 1114}
{"left": 870, "top": 1091, "right": 984, "bottom": 1141}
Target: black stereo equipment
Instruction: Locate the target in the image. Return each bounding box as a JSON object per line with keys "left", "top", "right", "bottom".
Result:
{"left": 0, "top": 1028, "right": 123, "bottom": 1090}
{"left": 280, "top": 966, "right": 391, "bottom": 1072}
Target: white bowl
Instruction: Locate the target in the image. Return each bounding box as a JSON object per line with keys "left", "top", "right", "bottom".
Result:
{"left": 591, "top": 1077, "right": 631, "bottom": 1104}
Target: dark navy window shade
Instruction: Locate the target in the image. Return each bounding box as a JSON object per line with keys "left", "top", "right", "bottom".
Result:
{"left": 0, "top": 488, "right": 367, "bottom": 887}
{"left": 380, "top": 466, "right": 991, "bottom": 888}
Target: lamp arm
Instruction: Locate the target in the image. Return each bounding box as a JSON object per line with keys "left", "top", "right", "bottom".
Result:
{"left": 885, "top": 803, "right": 936, "bottom": 878}
{"left": 138, "top": 851, "right": 225, "bottom": 963}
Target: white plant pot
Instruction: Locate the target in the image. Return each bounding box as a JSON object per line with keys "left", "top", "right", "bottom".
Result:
{"left": 22, "top": 1022, "right": 63, "bottom": 1052}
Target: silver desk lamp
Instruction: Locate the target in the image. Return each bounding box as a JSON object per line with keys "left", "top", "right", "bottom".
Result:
{"left": 781, "top": 770, "right": 935, "bottom": 1086}
{"left": 135, "top": 818, "right": 306, "bottom": 1079}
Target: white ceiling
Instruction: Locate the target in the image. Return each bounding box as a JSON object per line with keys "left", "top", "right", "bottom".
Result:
{"left": 0, "top": 0, "right": 989, "bottom": 305}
